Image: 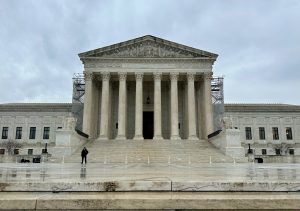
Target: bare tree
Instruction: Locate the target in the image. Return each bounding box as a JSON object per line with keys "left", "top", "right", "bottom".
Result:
{"left": 0, "top": 139, "right": 23, "bottom": 155}
{"left": 274, "top": 143, "right": 292, "bottom": 155}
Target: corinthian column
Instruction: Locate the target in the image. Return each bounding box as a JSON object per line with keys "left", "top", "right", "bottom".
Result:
{"left": 98, "top": 72, "right": 110, "bottom": 140}
{"left": 187, "top": 73, "right": 198, "bottom": 140}
{"left": 116, "top": 72, "right": 127, "bottom": 140}
{"left": 153, "top": 72, "right": 163, "bottom": 140}
{"left": 133, "top": 72, "right": 144, "bottom": 140}
{"left": 82, "top": 72, "right": 94, "bottom": 138}
{"left": 203, "top": 72, "right": 214, "bottom": 138}
{"left": 170, "top": 73, "right": 181, "bottom": 140}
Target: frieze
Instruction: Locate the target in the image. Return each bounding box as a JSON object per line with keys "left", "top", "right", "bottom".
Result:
{"left": 83, "top": 59, "right": 211, "bottom": 70}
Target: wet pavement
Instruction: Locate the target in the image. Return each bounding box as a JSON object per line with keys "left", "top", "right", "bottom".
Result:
{"left": 0, "top": 162, "right": 299, "bottom": 183}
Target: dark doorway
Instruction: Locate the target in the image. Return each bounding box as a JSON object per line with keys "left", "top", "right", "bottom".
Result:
{"left": 143, "top": 112, "right": 154, "bottom": 139}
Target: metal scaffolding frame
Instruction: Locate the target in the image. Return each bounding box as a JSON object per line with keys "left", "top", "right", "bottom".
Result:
{"left": 211, "top": 76, "right": 225, "bottom": 131}
{"left": 71, "top": 73, "right": 224, "bottom": 133}
{"left": 72, "top": 73, "right": 85, "bottom": 131}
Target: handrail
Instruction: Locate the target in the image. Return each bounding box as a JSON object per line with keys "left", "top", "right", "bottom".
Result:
{"left": 208, "top": 130, "right": 222, "bottom": 139}
{"left": 75, "top": 129, "right": 89, "bottom": 138}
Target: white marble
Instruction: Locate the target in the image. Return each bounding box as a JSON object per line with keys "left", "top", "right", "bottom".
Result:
{"left": 153, "top": 73, "right": 163, "bottom": 140}
{"left": 187, "top": 73, "right": 198, "bottom": 140}
{"left": 1, "top": 163, "right": 300, "bottom": 192}
{"left": 209, "top": 129, "right": 245, "bottom": 158}
{"left": 170, "top": 73, "right": 181, "bottom": 140}
{"left": 133, "top": 73, "right": 144, "bottom": 140}
{"left": 98, "top": 72, "right": 110, "bottom": 140}
{"left": 116, "top": 73, "right": 127, "bottom": 140}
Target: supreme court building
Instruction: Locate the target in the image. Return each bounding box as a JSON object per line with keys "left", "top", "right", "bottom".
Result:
{"left": 79, "top": 35, "right": 217, "bottom": 141}
{"left": 1, "top": 35, "right": 300, "bottom": 162}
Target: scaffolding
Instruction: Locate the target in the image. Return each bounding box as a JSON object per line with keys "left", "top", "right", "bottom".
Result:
{"left": 211, "top": 76, "right": 225, "bottom": 131}
{"left": 71, "top": 73, "right": 225, "bottom": 132}
{"left": 72, "top": 73, "right": 85, "bottom": 131}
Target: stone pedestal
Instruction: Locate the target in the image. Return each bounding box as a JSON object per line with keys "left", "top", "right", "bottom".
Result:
{"left": 209, "top": 129, "right": 245, "bottom": 159}
{"left": 55, "top": 129, "right": 87, "bottom": 156}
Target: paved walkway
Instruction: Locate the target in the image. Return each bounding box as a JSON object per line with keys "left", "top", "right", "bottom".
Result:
{"left": 1, "top": 162, "right": 300, "bottom": 209}
{"left": 0, "top": 162, "right": 299, "bottom": 185}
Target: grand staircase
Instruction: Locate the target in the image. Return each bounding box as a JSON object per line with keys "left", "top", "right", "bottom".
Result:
{"left": 64, "top": 139, "right": 244, "bottom": 164}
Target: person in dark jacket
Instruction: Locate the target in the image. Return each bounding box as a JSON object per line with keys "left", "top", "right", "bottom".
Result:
{"left": 81, "top": 147, "right": 88, "bottom": 164}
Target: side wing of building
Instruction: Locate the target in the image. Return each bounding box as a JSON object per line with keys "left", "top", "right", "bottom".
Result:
{"left": 0, "top": 103, "right": 72, "bottom": 155}
{"left": 224, "top": 104, "right": 300, "bottom": 158}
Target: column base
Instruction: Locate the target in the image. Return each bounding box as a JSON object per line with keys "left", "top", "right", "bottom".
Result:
{"left": 97, "top": 135, "right": 109, "bottom": 141}
{"left": 188, "top": 135, "right": 199, "bottom": 141}
{"left": 170, "top": 135, "right": 181, "bottom": 140}
{"left": 153, "top": 135, "right": 163, "bottom": 140}
{"left": 133, "top": 135, "right": 144, "bottom": 141}
{"left": 116, "top": 135, "right": 126, "bottom": 140}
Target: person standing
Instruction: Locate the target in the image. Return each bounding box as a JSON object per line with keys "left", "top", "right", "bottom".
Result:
{"left": 81, "top": 147, "right": 88, "bottom": 164}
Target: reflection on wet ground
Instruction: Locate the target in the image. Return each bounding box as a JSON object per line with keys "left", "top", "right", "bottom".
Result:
{"left": 0, "top": 163, "right": 300, "bottom": 182}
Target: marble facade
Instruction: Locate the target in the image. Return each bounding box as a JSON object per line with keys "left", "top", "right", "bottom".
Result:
{"left": 79, "top": 35, "right": 217, "bottom": 140}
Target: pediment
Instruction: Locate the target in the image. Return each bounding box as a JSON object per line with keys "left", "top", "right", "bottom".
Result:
{"left": 79, "top": 35, "right": 218, "bottom": 59}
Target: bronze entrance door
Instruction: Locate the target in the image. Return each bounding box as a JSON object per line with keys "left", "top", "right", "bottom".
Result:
{"left": 143, "top": 112, "right": 154, "bottom": 139}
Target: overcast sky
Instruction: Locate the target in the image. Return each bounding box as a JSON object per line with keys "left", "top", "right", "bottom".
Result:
{"left": 0, "top": 0, "right": 299, "bottom": 104}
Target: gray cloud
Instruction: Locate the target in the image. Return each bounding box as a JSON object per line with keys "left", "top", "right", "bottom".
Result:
{"left": 0, "top": 0, "right": 299, "bottom": 104}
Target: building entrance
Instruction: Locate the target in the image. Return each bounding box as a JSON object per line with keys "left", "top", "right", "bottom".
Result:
{"left": 143, "top": 112, "right": 154, "bottom": 139}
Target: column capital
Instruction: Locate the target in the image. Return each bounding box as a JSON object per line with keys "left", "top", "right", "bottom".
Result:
{"left": 118, "top": 72, "right": 127, "bottom": 81}
{"left": 202, "top": 72, "right": 213, "bottom": 81}
{"left": 135, "top": 72, "right": 144, "bottom": 81}
{"left": 84, "top": 72, "right": 94, "bottom": 81}
{"left": 101, "top": 72, "right": 110, "bottom": 81}
{"left": 187, "top": 72, "right": 196, "bottom": 82}
{"left": 170, "top": 72, "right": 179, "bottom": 81}
{"left": 153, "top": 72, "right": 162, "bottom": 81}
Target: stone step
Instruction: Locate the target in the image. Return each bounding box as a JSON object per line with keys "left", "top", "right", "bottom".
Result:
{"left": 64, "top": 139, "right": 241, "bottom": 163}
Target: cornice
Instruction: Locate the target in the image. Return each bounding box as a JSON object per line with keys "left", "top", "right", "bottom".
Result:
{"left": 0, "top": 103, "right": 73, "bottom": 113}
{"left": 225, "top": 104, "right": 300, "bottom": 113}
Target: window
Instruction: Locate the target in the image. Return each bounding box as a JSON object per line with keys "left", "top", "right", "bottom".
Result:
{"left": 275, "top": 148, "right": 281, "bottom": 155}
{"left": 262, "top": 149, "right": 267, "bottom": 155}
{"left": 13, "top": 149, "right": 19, "bottom": 155}
{"left": 289, "top": 149, "right": 294, "bottom": 155}
{"left": 2, "top": 127, "right": 8, "bottom": 139}
{"left": 29, "top": 127, "right": 36, "bottom": 139}
{"left": 0, "top": 149, "right": 5, "bottom": 155}
{"left": 57, "top": 127, "right": 62, "bottom": 129}
{"left": 245, "top": 127, "right": 252, "bottom": 140}
{"left": 272, "top": 127, "right": 279, "bottom": 140}
{"left": 286, "top": 127, "right": 293, "bottom": 140}
{"left": 15, "top": 127, "right": 22, "bottom": 139}
{"left": 259, "top": 127, "right": 265, "bottom": 140}
{"left": 28, "top": 149, "right": 33, "bottom": 155}
{"left": 43, "top": 127, "right": 50, "bottom": 139}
